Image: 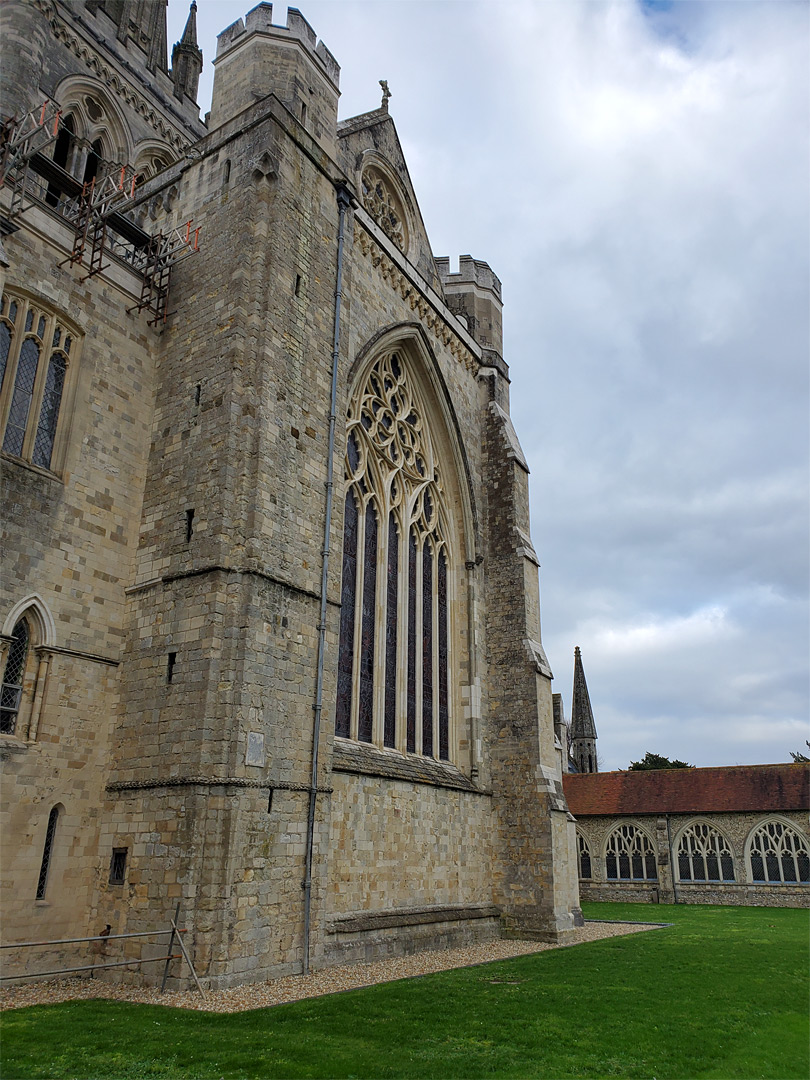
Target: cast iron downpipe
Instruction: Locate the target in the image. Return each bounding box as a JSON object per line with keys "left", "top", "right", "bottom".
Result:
{"left": 302, "top": 183, "right": 352, "bottom": 975}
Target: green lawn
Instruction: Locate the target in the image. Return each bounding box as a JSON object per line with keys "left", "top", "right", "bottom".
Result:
{"left": 2, "top": 902, "right": 807, "bottom": 1079}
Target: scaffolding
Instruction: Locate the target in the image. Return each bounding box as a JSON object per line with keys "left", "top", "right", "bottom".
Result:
{"left": 128, "top": 219, "right": 201, "bottom": 326}
{"left": 61, "top": 165, "right": 141, "bottom": 277}
{"left": 0, "top": 99, "right": 62, "bottom": 219}
{"left": 1, "top": 99, "right": 201, "bottom": 326}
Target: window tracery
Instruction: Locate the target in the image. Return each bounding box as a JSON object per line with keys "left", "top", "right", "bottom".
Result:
{"left": 0, "top": 292, "right": 78, "bottom": 473}
{"left": 605, "top": 824, "right": 657, "bottom": 881}
{"left": 361, "top": 166, "right": 408, "bottom": 254}
{"left": 577, "top": 832, "right": 592, "bottom": 879}
{"left": 677, "top": 822, "right": 735, "bottom": 882}
{"left": 336, "top": 350, "right": 451, "bottom": 759}
{"left": 748, "top": 820, "right": 810, "bottom": 885}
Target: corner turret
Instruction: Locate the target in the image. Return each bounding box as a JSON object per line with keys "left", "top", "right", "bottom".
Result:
{"left": 571, "top": 646, "right": 598, "bottom": 773}
{"left": 209, "top": 4, "right": 340, "bottom": 156}
{"left": 435, "top": 255, "right": 504, "bottom": 364}
{"left": 172, "top": 2, "right": 203, "bottom": 103}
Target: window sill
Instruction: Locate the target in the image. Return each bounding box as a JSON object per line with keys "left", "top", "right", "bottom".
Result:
{"left": 0, "top": 734, "right": 29, "bottom": 758}
{"left": 0, "top": 453, "right": 62, "bottom": 483}
{"left": 332, "top": 737, "right": 489, "bottom": 793}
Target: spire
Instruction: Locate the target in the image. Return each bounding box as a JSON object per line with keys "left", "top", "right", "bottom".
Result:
{"left": 571, "top": 646, "right": 598, "bottom": 773}
{"left": 181, "top": 1, "right": 199, "bottom": 46}
{"left": 172, "top": 2, "right": 203, "bottom": 103}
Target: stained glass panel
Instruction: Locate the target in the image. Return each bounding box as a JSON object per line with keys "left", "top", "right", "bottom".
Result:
{"left": 438, "top": 549, "right": 448, "bottom": 760}
{"left": 422, "top": 540, "right": 433, "bottom": 756}
{"left": 3, "top": 338, "right": 40, "bottom": 457}
{"left": 406, "top": 529, "right": 417, "bottom": 753}
{"left": 358, "top": 503, "right": 377, "bottom": 742}
{"left": 0, "top": 322, "right": 11, "bottom": 394}
{"left": 335, "top": 490, "right": 358, "bottom": 737}
{"left": 32, "top": 352, "right": 67, "bottom": 468}
{"left": 384, "top": 513, "right": 398, "bottom": 748}
{"left": 0, "top": 619, "right": 29, "bottom": 735}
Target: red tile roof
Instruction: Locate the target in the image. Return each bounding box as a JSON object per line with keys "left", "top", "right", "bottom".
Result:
{"left": 563, "top": 763, "right": 809, "bottom": 816}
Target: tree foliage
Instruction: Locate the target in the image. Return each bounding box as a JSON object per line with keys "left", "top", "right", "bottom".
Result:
{"left": 628, "top": 751, "right": 693, "bottom": 771}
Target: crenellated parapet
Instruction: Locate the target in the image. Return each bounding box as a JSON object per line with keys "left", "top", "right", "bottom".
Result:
{"left": 436, "top": 255, "right": 504, "bottom": 362}
{"left": 210, "top": 3, "right": 340, "bottom": 151}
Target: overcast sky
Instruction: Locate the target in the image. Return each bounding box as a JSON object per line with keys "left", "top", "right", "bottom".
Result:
{"left": 168, "top": 0, "right": 809, "bottom": 771}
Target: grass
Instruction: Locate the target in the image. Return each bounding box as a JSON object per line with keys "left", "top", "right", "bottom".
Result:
{"left": 1, "top": 902, "right": 807, "bottom": 1079}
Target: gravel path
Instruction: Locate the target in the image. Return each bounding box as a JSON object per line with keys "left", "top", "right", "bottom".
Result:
{"left": 0, "top": 921, "right": 661, "bottom": 1014}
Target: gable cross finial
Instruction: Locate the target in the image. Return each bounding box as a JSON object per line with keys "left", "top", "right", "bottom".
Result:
{"left": 379, "top": 80, "right": 392, "bottom": 111}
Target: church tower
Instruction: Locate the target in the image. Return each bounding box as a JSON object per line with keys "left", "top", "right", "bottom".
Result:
{"left": 571, "top": 646, "right": 598, "bottom": 773}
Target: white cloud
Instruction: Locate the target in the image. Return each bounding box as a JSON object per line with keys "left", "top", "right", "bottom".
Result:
{"left": 592, "top": 605, "right": 734, "bottom": 656}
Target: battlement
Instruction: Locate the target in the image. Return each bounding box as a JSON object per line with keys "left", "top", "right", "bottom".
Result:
{"left": 436, "top": 256, "right": 503, "bottom": 357}
{"left": 435, "top": 255, "right": 502, "bottom": 303}
{"left": 215, "top": 4, "right": 340, "bottom": 88}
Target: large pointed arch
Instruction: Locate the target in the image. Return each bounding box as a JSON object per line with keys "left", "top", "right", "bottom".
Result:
{"left": 51, "top": 76, "right": 138, "bottom": 168}
{"left": 2, "top": 594, "right": 55, "bottom": 648}
{"left": 337, "top": 328, "right": 475, "bottom": 762}
{"left": 348, "top": 323, "right": 479, "bottom": 562}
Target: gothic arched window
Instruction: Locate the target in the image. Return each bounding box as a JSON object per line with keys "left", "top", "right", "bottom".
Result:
{"left": 747, "top": 820, "right": 810, "bottom": 885}
{"left": 677, "top": 822, "right": 735, "bottom": 882}
{"left": 605, "top": 824, "right": 657, "bottom": 881}
{"left": 336, "top": 350, "right": 452, "bottom": 760}
{"left": 577, "top": 833, "right": 592, "bottom": 879}
{"left": 0, "top": 292, "right": 77, "bottom": 473}
{"left": 0, "top": 619, "right": 30, "bottom": 735}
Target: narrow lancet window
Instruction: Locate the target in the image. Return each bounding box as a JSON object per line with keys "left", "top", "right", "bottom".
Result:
{"left": 406, "top": 529, "right": 417, "bottom": 753}
{"left": 384, "top": 513, "right": 398, "bottom": 748}
{"left": 437, "top": 549, "right": 449, "bottom": 760}
{"left": 32, "top": 352, "right": 67, "bottom": 468}
{"left": 357, "top": 503, "right": 378, "bottom": 742}
{"left": 335, "top": 489, "right": 358, "bottom": 738}
{"left": 36, "top": 806, "right": 60, "bottom": 899}
{"left": 3, "top": 338, "right": 41, "bottom": 457}
{"left": 422, "top": 540, "right": 433, "bottom": 756}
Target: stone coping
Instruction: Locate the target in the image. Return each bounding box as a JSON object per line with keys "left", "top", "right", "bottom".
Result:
{"left": 332, "top": 739, "right": 489, "bottom": 793}
{"left": 327, "top": 903, "right": 501, "bottom": 934}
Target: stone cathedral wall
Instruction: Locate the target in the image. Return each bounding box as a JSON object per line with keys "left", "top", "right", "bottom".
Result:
{"left": 0, "top": 200, "right": 158, "bottom": 972}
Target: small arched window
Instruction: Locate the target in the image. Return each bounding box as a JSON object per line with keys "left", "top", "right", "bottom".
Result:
{"left": 36, "top": 805, "right": 60, "bottom": 899}
{"left": 577, "top": 832, "right": 592, "bottom": 879}
{"left": 0, "top": 619, "right": 30, "bottom": 735}
{"left": 748, "top": 821, "right": 810, "bottom": 885}
{"left": 336, "top": 349, "right": 454, "bottom": 759}
{"left": 677, "top": 822, "right": 735, "bottom": 882}
{"left": 605, "top": 824, "right": 657, "bottom": 881}
{"left": 0, "top": 292, "right": 78, "bottom": 473}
